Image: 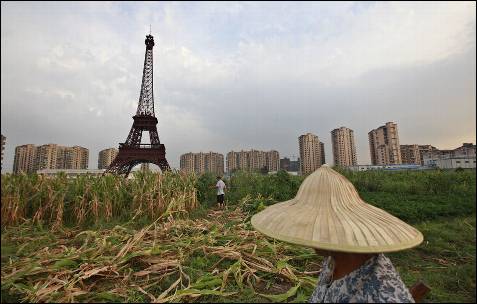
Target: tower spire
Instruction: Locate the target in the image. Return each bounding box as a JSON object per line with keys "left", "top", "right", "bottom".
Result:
{"left": 104, "top": 34, "right": 170, "bottom": 177}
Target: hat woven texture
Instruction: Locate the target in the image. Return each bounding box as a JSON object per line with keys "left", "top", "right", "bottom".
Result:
{"left": 251, "top": 165, "right": 423, "bottom": 253}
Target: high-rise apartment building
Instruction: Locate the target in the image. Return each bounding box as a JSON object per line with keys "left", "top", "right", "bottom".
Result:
{"left": 1, "top": 134, "right": 5, "bottom": 169}
{"left": 331, "top": 127, "right": 357, "bottom": 167}
{"left": 267, "top": 150, "right": 280, "bottom": 172}
{"left": 368, "top": 122, "right": 402, "bottom": 165}
{"left": 98, "top": 148, "right": 119, "bottom": 169}
{"left": 180, "top": 152, "right": 195, "bottom": 173}
{"left": 55, "top": 146, "right": 89, "bottom": 169}
{"left": 13, "top": 144, "right": 89, "bottom": 173}
{"left": 180, "top": 152, "right": 224, "bottom": 175}
{"left": 194, "top": 153, "right": 207, "bottom": 173}
{"left": 249, "top": 150, "right": 266, "bottom": 171}
{"left": 298, "top": 133, "right": 324, "bottom": 175}
{"left": 56, "top": 146, "right": 69, "bottom": 169}
{"left": 71, "top": 146, "right": 89, "bottom": 169}
{"left": 400, "top": 144, "right": 437, "bottom": 165}
{"left": 226, "top": 151, "right": 238, "bottom": 172}
{"left": 238, "top": 151, "right": 248, "bottom": 169}
{"left": 226, "top": 150, "right": 280, "bottom": 173}
{"left": 35, "top": 144, "right": 59, "bottom": 171}
{"left": 205, "top": 152, "right": 225, "bottom": 175}
{"left": 13, "top": 144, "right": 37, "bottom": 173}
{"left": 400, "top": 144, "right": 419, "bottom": 165}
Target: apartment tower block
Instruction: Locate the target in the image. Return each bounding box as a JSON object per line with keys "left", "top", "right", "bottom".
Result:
{"left": 368, "top": 122, "right": 402, "bottom": 165}
{"left": 13, "top": 144, "right": 37, "bottom": 174}
{"left": 331, "top": 127, "right": 357, "bottom": 167}
{"left": 98, "top": 148, "right": 119, "bottom": 169}
{"left": 298, "top": 133, "right": 325, "bottom": 175}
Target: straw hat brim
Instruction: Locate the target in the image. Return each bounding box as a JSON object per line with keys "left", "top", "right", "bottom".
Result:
{"left": 252, "top": 200, "right": 423, "bottom": 253}
{"left": 250, "top": 166, "right": 424, "bottom": 253}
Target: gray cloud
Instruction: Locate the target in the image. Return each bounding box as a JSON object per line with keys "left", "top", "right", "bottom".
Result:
{"left": 1, "top": 2, "right": 475, "bottom": 172}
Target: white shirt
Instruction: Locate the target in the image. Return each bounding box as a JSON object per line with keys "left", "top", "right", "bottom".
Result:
{"left": 216, "top": 180, "right": 226, "bottom": 195}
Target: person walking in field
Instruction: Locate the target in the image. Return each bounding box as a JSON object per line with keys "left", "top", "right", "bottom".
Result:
{"left": 251, "top": 165, "right": 424, "bottom": 303}
{"left": 215, "top": 176, "right": 226, "bottom": 209}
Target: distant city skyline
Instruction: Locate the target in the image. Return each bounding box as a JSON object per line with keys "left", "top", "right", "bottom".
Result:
{"left": 1, "top": 2, "right": 475, "bottom": 172}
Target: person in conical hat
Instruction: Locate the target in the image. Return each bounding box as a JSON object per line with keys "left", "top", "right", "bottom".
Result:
{"left": 251, "top": 164, "right": 423, "bottom": 303}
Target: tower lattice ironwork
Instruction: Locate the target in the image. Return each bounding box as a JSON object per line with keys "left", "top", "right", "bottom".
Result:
{"left": 105, "top": 34, "right": 170, "bottom": 177}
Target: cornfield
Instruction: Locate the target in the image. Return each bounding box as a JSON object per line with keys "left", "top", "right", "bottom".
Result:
{"left": 1, "top": 169, "right": 475, "bottom": 302}
{"left": 1, "top": 207, "right": 319, "bottom": 303}
{"left": 1, "top": 171, "right": 198, "bottom": 228}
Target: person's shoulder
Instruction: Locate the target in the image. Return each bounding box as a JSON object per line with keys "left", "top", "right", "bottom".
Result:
{"left": 369, "top": 255, "right": 415, "bottom": 302}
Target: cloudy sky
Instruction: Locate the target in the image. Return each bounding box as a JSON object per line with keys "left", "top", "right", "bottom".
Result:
{"left": 1, "top": 1, "right": 476, "bottom": 172}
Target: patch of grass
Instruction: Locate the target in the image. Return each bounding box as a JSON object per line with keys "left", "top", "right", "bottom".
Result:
{"left": 390, "top": 216, "right": 476, "bottom": 303}
{"left": 1, "top": 209, "right": 317, "bottom": 303}
{"left": 359, "top": 192, "right": 475, "bottom": 224}
{"left": 3, "top": 208, "right": 474, "bottom": 302}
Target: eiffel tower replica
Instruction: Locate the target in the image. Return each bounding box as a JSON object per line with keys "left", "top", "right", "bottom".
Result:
{"left": 105, "top": 34, "right": 170, "bottom": 177}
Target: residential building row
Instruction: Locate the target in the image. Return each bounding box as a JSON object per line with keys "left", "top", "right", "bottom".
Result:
{"left": 96, "top": 140, "right": 475, "bottom": 174}
{"left": 422, "top": 143, "right": 476, "bottom": 168}
{"left": 180, "top": 152, "right": 225, "bottom": 175}
{"left": 301, "top": 122, "right": 475, "bottom": 171}
{"left": 179, "top": 150, "right": 280, "bottom": 175}
{"left": 226, "top": 150, "right": 280, "bottom": 173}
{"left": 7, "top": 122, "right": 475, "bottom": 175}
{"left": 13, "top": 144, "right": 89, "bottom": 174}
{"left": 400, "top": 144, "right": 437, "bottom": 165}
{"left": 11, "top": 145, "right": 153, "bottom": 176}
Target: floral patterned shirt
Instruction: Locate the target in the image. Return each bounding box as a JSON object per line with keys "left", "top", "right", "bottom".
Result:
{"left": 309, "top": 254, "right": 415, "bottom": 303}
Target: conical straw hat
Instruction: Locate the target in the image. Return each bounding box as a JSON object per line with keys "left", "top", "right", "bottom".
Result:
{"left": 251, "top": 165, "right": 423, "bottom": 253}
